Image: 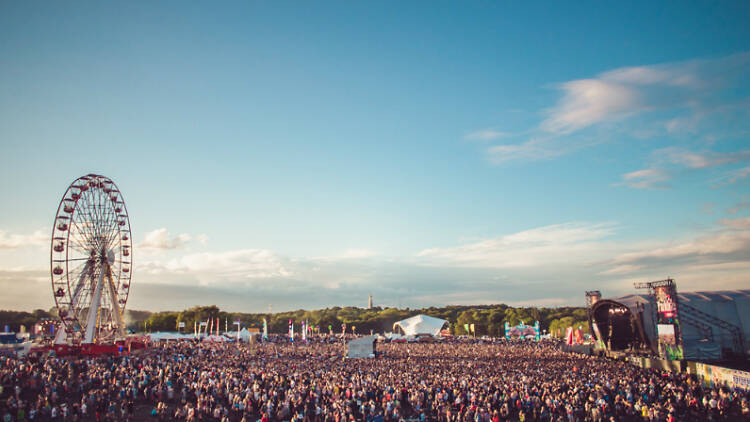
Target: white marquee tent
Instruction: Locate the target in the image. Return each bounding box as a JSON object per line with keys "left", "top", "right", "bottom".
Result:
{"left": 393, "top": 315, "right": 447, "bottom": 336}
{"left": 147, "top": 332, "right": 192, "bottom": 341}
{"left": 238, "top": 328, "right": 252, "bottom": 342}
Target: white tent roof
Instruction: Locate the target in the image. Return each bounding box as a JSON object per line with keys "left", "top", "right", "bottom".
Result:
{"left": 148, "top": 332, "right": 190, "bottom": 341}
{"left": 393, "top": 314, "right": 447, "bottom": 336}
{"left": 238, "top": 328, "right": 252, "bottom": 341}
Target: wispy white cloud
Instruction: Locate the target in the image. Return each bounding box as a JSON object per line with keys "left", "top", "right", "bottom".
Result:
{"left": 473, "top": 52, "right": 750, "bottom": 165}
{"left": 141, "top": 249, "right": 292, "bottom": 282}
{"left": 541, "top": 54, "right": 748, "bottom": 135}
{"left": 541, "top": 79, "right": 641, "bottom": 134}
{"left": 719, "top": 216, "right": 750, "bottom": 230}
{"left": 0, "top": 229, "right": 47, "bottom": 249}
{"left": 417, "top": 222, "right": 617, "bottom": 268}
{"left": 609, "top": 221, "right": 750, "bottom": 271}
{"left": 599, "top": 264, "right": 644, "bottom": 275}
{"left": 617, "top": 169, "right": 670, "bottom": 190}
{"left": 719, "top": 165, "right": 750, "bottom": 186}
{"left": 197, "top": 234, "right": 209, "bottom": 245}
{"left": 618, "top": 147, "right": 750, "bottom": 190}
{"left": 464, "top": 129, "right": 508, "bottom": 141}
{"left": 487, "top": 138, "right": 563, "bottom": 163}
{"left": 140, "top": 228, "right": 192, "bottom": 250}
{"left": 657, "top": 147, "right": 750, "bottom": 169}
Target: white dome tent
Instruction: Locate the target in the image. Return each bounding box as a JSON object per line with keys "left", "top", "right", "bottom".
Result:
{"left": 393, "top": 315, "right": 447, "bottom": 336}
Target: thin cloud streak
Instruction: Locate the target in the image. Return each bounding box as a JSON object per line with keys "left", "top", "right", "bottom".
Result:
{"left": 473, "top": 52, "right": 750, "bottom": 164}
{"left": 464, "top": 129, "right": 508, "bottom": 141}
{"left": 140, "top": 228, "right": 193, "bottom": 250}
{"left": 0, "top": 229, "right": 47, "bottom": 249}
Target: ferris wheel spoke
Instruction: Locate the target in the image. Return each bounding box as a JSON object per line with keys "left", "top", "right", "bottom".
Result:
{"left": 68, "top": 257, "right": 94, "bottom": 262}
{"left": 70, "top": 215, "right": 96, "bottom": 253}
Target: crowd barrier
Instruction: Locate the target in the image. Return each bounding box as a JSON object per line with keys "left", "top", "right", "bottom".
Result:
{"left": 562, "top": 344, "right": 750, "bottom": 391}
{"left": 626, "top": 357, "right": 750, "bottom": 391}
{"left": 688, "top": 362, "right": 750, "bottom": 390}
{"left": 627, "top": 356, "right": 683, "bottom": 373}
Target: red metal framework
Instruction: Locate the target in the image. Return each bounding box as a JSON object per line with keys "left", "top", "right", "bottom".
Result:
{"left": 50, "top": 174, "right": 132, "bottom": 344}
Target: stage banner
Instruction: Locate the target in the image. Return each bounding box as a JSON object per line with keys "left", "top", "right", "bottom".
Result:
{"left": 565, "top": 327, "right": 574, "bottom": 345}
{"left": 591, "top": 322, "right": 606, "bottom": 350}
{"left": 695, "top": 363, "right": 750, "bottom": 391}
{"left": 655, "top": 285, "right": 683, "bottom": 360}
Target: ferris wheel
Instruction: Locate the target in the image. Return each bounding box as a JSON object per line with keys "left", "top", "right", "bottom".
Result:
{"left": 51, "top": 174, "right": 132, "bottom": 344}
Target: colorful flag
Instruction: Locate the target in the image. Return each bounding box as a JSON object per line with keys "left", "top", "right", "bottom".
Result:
{"left": 464, "top": 324, "right": 470, "bottom": 334}
{"left": 263, "top": 318, "right": 268, "bottom": 340}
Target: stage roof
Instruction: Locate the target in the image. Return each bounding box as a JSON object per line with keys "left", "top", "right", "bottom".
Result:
{"left": 393, "top": 314, "right": 447, "bottom": 336}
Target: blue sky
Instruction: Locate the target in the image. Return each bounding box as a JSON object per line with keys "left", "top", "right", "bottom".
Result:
{"left": 1, "top": 1, "right": 749, "bottom": 311}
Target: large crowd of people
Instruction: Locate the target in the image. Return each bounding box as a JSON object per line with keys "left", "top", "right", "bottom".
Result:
{"left": 1, "top": 337, "right": 748, "bottom": 422}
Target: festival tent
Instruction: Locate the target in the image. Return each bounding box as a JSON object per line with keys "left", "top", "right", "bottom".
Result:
{"left": 147, "top": 332, "right": 191, "bottom": 341}
{"left": 238, "top": 328, "right": 252, "bottom": 342}
{"left": 392, "top": 315, "right": 447, "bottom": 336}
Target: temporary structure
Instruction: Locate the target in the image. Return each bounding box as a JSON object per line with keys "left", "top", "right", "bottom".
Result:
{"left": 238, "top": 328, "right": 252, "bottom": 342}
{"left": 347, "top": 335, "right": 376, "bottom": 358}
{"left": 147, "top": 332, "right": 190, "bottom": 341}
{"left": 392, "top": 315, "right": 447, "bottom": 336}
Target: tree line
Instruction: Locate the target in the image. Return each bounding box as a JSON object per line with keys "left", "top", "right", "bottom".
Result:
{"left": 137, "top": 304, "right": 590, "bottom": 337}
{"left": 0, "top": 304, "right": 590, "bottom": 337}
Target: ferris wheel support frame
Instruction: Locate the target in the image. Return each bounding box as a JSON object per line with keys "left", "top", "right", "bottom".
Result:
{"left": 105, "top": 266, "right": 125, "bottom": 338}
{"left": 81, "top": 261, "right": 125, "bottom": 344}
{"left": 83, "top": 264, "right": 107, "bottom": 343}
